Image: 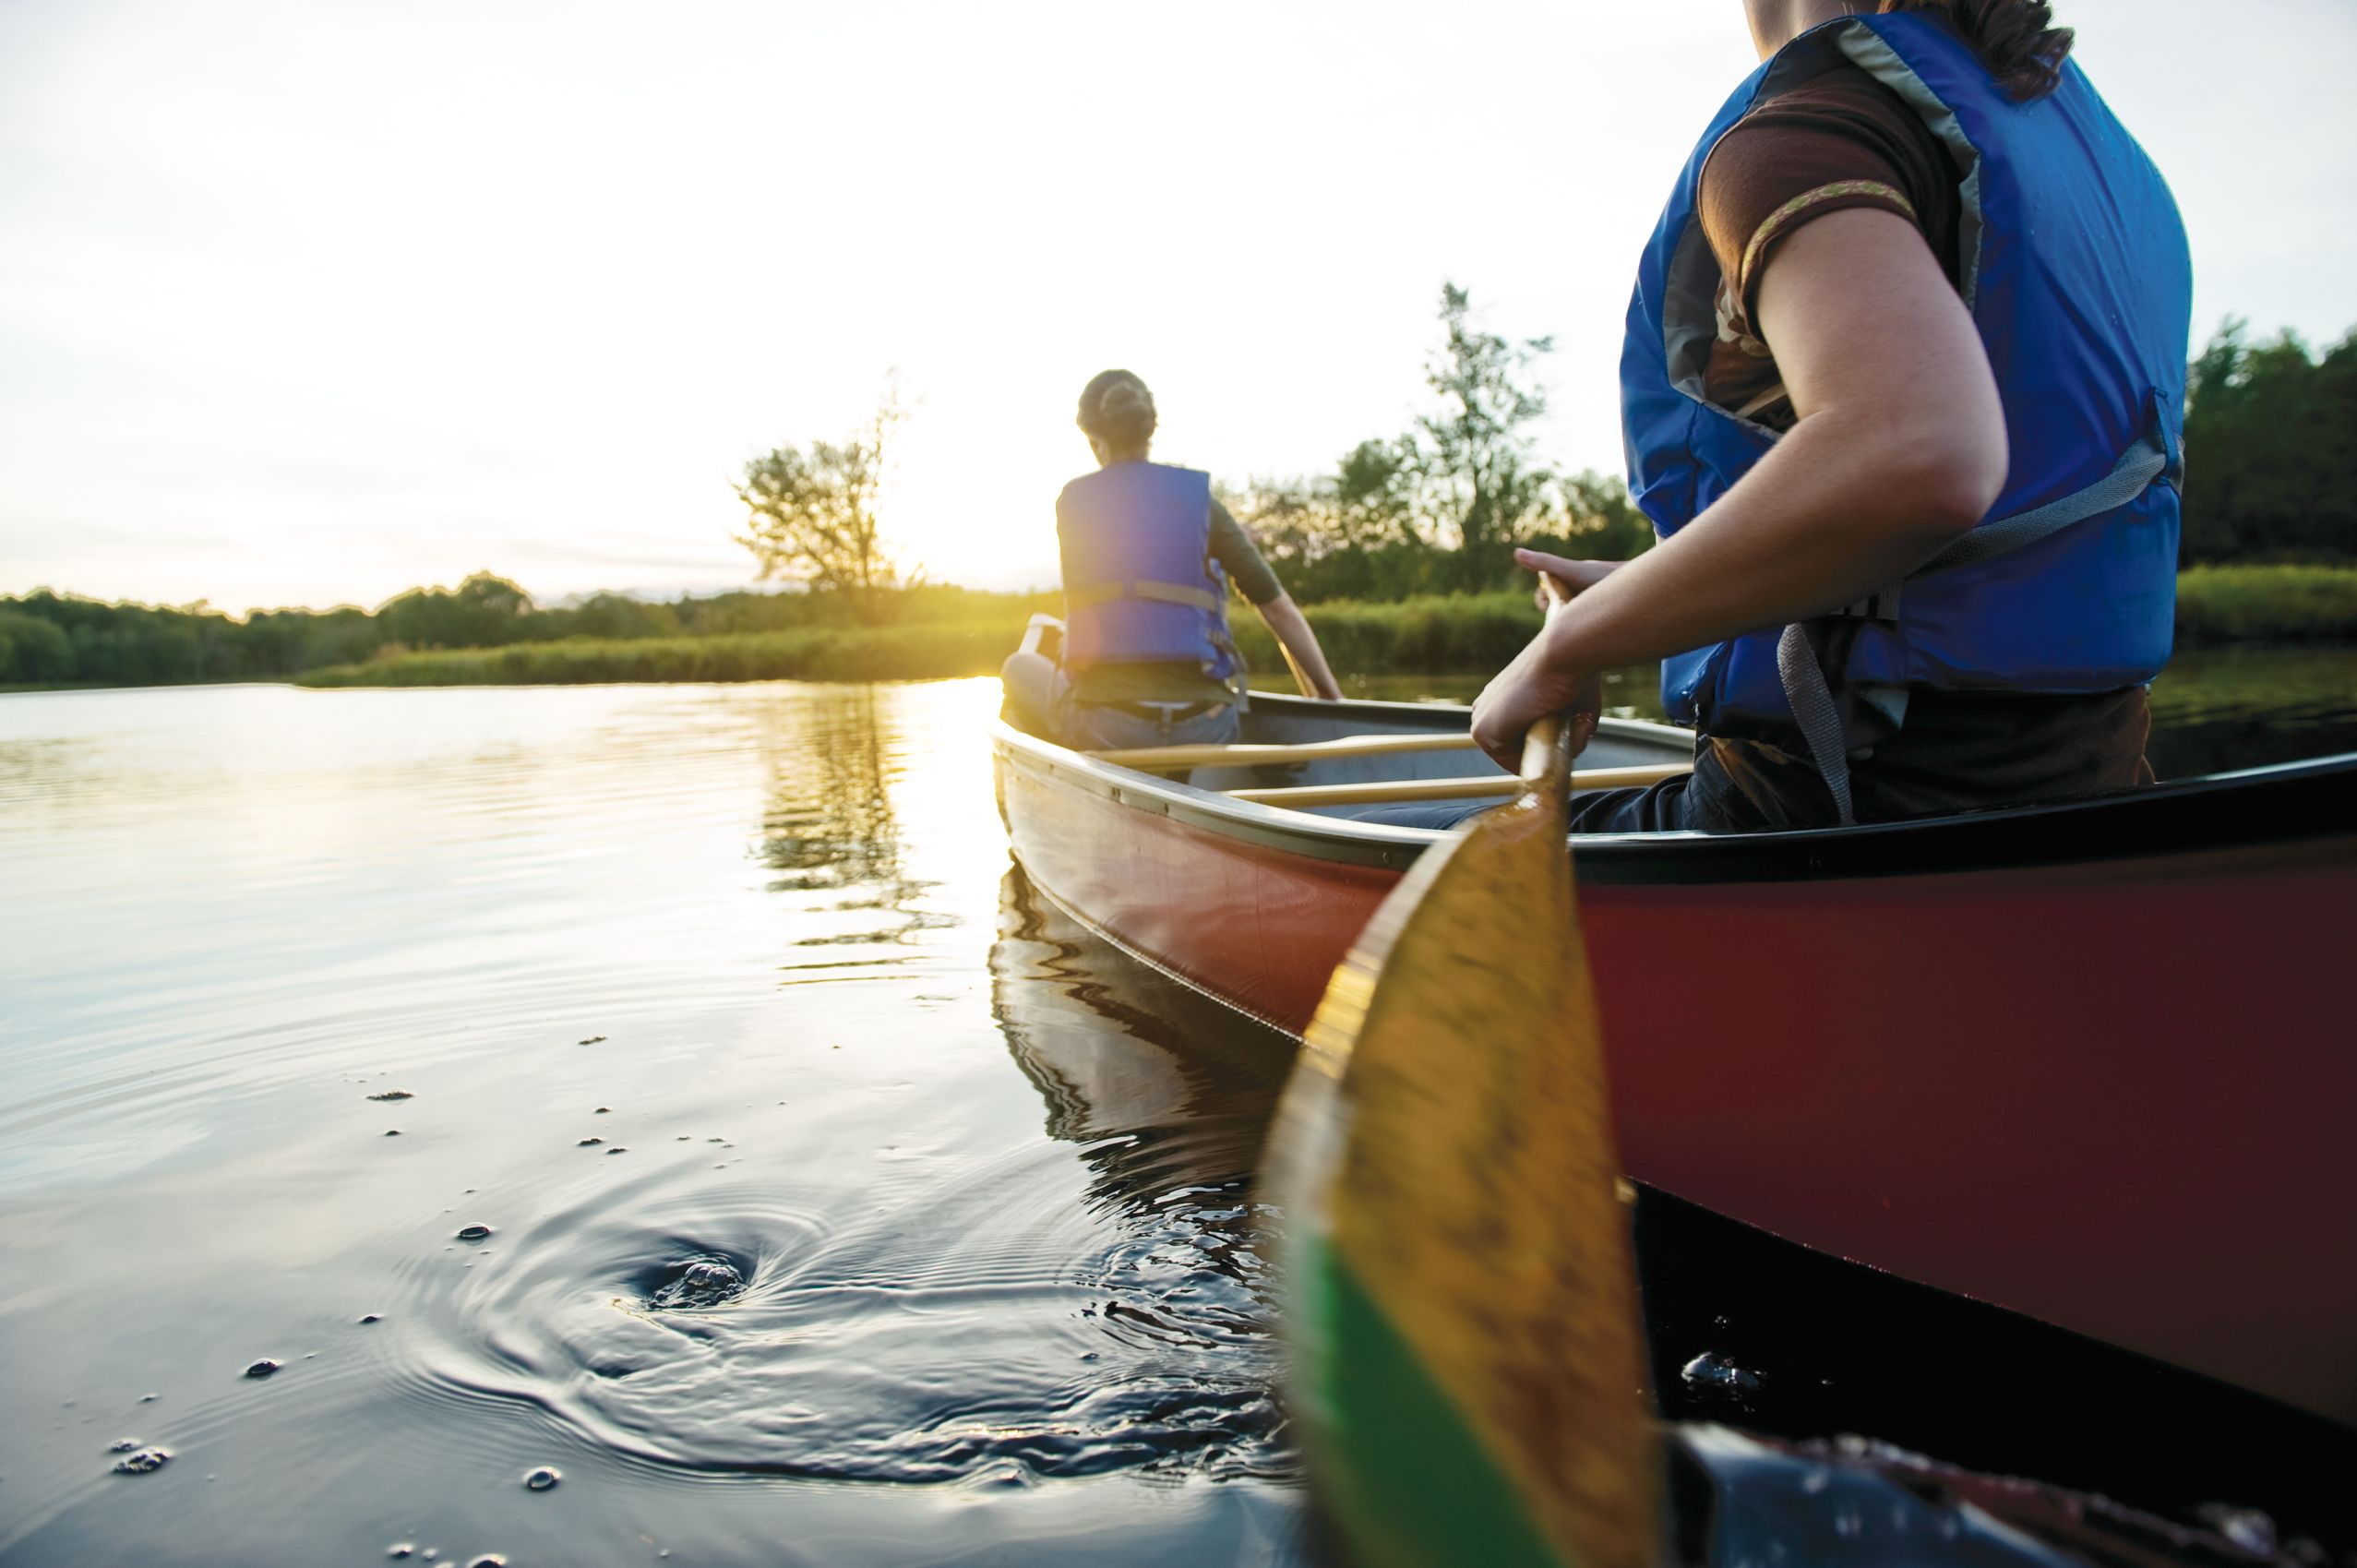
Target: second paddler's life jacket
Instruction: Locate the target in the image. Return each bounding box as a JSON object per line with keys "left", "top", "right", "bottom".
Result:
{"left": 1056, "top": 461, "right": 1242, "bottom": 690}
{"left": 1621, "top": 11, "right": 2192, "bottom": 822}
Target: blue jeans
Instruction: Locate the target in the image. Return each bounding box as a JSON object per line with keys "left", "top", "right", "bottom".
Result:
{"left": 999, "top": 652, "right": 1242, "bottom": 751}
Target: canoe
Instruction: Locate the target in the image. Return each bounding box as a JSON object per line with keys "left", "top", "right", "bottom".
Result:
{"left": 991, "top": 679, "right": 2357, "bottom": 1434}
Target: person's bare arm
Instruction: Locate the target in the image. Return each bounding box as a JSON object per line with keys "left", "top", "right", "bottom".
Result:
{"left": 1255, "top": 593, "right": 1342, "bottom": 700}
{"left": 1470, "top": 207, "right": 2007, "bottom": 768}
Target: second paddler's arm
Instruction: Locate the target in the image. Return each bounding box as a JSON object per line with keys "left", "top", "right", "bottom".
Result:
{"left": 1255, "top": 593, "right": 1343, "bottom": 700}
{"left": 1214, "top": 499, "right": 1342, "bottom": 700}
{"left": 1469, "top": 206, "right": 2009, "bottom": 769}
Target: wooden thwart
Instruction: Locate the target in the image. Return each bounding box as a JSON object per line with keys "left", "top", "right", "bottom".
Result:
{"left": 1227, "top": 761, "right": 1690, "bottom": 808}
{"left": 1087, "top": 731, "right": 1479, "bottom": 771}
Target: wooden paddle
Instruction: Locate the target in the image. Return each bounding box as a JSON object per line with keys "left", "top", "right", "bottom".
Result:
{"left": 1271, "top": 575, "right": 1660, "bottom": 1568}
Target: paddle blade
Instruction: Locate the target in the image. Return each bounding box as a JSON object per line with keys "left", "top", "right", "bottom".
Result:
{"left": 1273, "top": 784, "right": 1659, "bottom": 1568}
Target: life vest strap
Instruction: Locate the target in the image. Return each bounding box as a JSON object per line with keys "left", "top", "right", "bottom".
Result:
{"left": 1066, "top": 579, "right": 1225, "bottom": 614}
{"left": 1779, "top": 429, "right": 2172, "bottom": 826}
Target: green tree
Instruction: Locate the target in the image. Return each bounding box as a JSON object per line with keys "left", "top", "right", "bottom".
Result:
{"left": 1333, "top": 437, "right": 1421, "bottom": 549}
{"left": 568, "top": 592, "right": 680, "bottom": 640}
{"left": 2182, "top": 319, "right": 2357, "bottom": 564}
{"left": 377, "top": 572, "right": 536, "bottom": 649}
{"left": 1407, "top": 282, "right": 1560, "bottom": 586}
{"left": 0, "top": 609, "right": 75, "bottom": 682}
{"left": 1543, "top": 469, "right": 1655, "bottom": 562}
{"left": 1222, "top": 289, "right": 1652, "bottom": 603}
{"left": 734, "top": 393, "right": 907, "bottom": 625}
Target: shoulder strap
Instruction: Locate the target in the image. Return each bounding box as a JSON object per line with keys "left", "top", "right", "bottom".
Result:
{"left": 1778, "top": 429, "right": 2171, "bottom": 826}
{"left": 1066, "top": 579, "right": 1224, "bottom": 614}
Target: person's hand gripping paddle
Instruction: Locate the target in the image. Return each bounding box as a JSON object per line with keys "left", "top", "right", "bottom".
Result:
{"left": 1272, "top": 571, "right": 1660, "bottom": 1568}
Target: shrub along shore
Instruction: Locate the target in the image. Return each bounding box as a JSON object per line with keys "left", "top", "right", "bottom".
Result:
{"left": 284, "top": 564, "right": 2357, "bottom": 689}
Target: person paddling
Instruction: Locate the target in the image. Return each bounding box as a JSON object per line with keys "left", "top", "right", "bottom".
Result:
{"left": 1002, "top": 369, "right": 1341, "bottom": 750}
{"left": 1470, "top": 0, "right": 2190, "bottom": 832}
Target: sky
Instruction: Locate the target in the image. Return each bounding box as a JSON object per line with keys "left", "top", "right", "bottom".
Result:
{"left": 3, "top": 0, "right": 2352, "bottom": 614}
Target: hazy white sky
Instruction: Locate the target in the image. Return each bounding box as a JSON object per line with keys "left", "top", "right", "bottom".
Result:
{"left": 4, "top": 0, "right": 2352, "bottom": 612}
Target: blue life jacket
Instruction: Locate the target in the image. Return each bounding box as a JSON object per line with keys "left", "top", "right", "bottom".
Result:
{"left": 1056, "top": 461, "right": 1240, "bottom": 687}
{"left": 1621, "top": 12, "right": 2191, "bottom": 812}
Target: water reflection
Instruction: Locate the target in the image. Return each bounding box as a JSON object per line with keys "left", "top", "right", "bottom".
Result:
{"left": 991, "top": 867, "right": 1297, "bottom": 1215}
{"left": 754, "top": 685, "right": 956, "bottom": 953}
{"left": 757, "top": 686, "right": 906, "bottom": 894}
{"left": 0, "top": 682, "right": 1302, "bottom": 1568}
{"left": 2143, "top": 646, "right": 2357, "bottom": 776}
{"left": 987, "top": 866, "right": 1298, "bottom": 1471}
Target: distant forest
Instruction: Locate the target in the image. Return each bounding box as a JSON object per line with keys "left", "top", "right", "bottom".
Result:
{"left": 0, "top": 578, "right": 1048, "bottom": 688}
{"left": 4, "top": 317, "right": 2350, "bottom": 688}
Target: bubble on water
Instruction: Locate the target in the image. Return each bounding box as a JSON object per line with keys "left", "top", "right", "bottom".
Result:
{"left": 594, "top": 1107, "right": 611, "bottom": 1115}
{"left": 369, "top": 1090, "right": 414, "bottom": 1102}
{"left": 2197, "top": 1504, "right": 2277, "bottom": 1556}
{"left": 645, "top": 1255, "right": 748, "bottom": 1311}
{"left": 1679, "top": 1350, "right": 1763, "bottom": 1404}
{"left": 245, "top": 1359, "right": 281, "bottom": 1378}
{"left": 110, "top": 1438, "right": 140, "bottom": 1452}
{"left": 388, "top": 1547, "right": 415, "bottom": 1561}
{"left": 385, "top": 1130, "right": 401, "bottom": 1137}
{"left": 523, "top": 1466, "right": 560, "bottom": 1491}
{"left": 138, "top": 1393, "right": 158, "bottom": 1403}
{"left": 457, "top": 1225, "right": 494, "bottom": 1242}
{"left": 113, "top": 1446, "right": 172, "bottom": 1474}
{"left": 360, "top": 1314, "right": 383, "bottom": 1323}
{"left": 467, "top": 1555, "right": 508, "bottom": 1567}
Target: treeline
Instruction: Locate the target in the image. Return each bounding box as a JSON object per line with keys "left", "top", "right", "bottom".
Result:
{"left": 2181, "top": 320, "right": 2356, "bottom": 564}
{"left": 8, "top": 305, "right": 2350, "bottom": 690}
{"left": 297, "top": 565, "right": 2357, "bottom": 691}
{"left": 1231, "top": 310, "right": 2357, "bottom": 594}
{"left": 0, "top": 576, "right": 1053, "bottom": 688}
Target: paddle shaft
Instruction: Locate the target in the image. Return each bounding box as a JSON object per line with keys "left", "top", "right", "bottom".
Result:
{"left": 1520, "top": 573, "right": 1577, "bottom": 801}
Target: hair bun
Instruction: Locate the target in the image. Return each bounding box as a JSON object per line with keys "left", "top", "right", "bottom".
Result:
{"left": 1078, "top": 369, "right": 1158, "bottom": 449}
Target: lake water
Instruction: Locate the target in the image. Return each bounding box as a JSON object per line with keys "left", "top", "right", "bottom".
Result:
{"left": 2, "top": 653, "right": 2351, "bottom": 1566}
{"left": 0, "top": 680, "right": 1303, "bottom": 1567}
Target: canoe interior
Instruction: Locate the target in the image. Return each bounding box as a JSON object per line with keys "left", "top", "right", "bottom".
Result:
{"left": 1202, "top": 690, "right": 1685, "bottom": 809}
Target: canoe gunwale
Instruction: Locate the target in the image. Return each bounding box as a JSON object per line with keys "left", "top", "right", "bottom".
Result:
{"left": 993, "top": 692, "right": 2357, "bottom": 887}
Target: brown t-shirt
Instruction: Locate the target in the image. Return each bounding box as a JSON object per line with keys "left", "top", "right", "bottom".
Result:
{"left": 1686, "top": 66, "right": 2154, "bottom": 822}
{"left": 1698, "top": 71, "right": 1964, "bottom": 431}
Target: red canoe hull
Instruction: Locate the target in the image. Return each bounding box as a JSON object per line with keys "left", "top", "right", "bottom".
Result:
{"left": 997, "top": 726, "right": 2357, "bottom": 1427}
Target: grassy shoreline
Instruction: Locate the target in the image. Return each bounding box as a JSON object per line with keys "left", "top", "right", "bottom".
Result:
{"left": 260, "top": 562, "right": 2343, "bottom": 689}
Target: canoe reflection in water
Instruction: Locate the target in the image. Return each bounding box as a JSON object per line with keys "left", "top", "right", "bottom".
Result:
{"left": 988, "top": 866, "right": 1298, "bottom": 1477}
{"left": 993, "top": 866, "right": 1297, "bottom": 1215}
